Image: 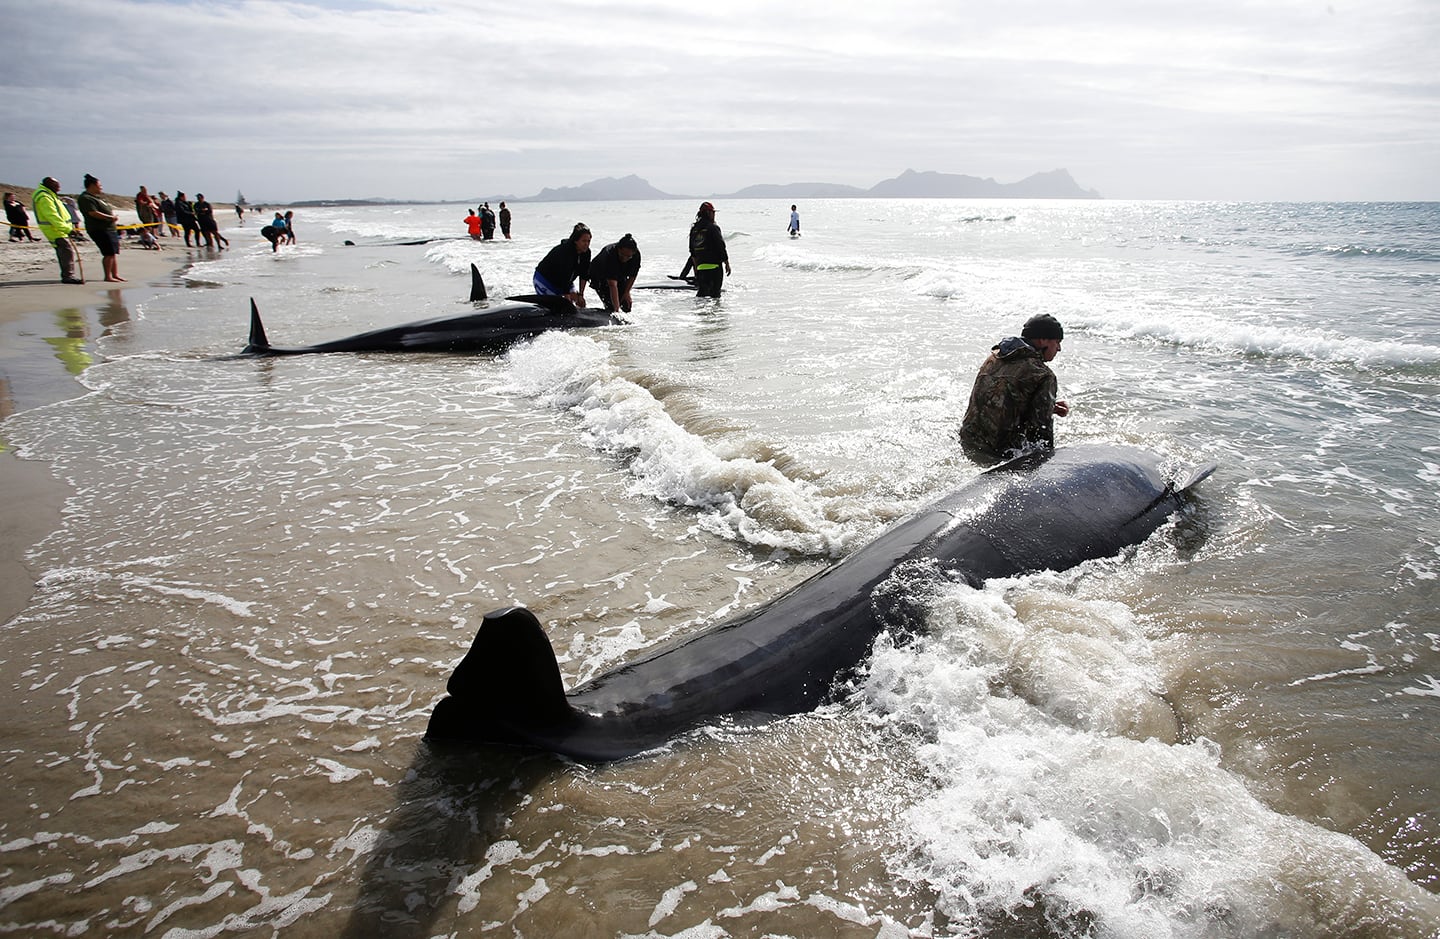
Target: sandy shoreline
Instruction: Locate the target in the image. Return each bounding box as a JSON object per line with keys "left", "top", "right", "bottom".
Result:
{"left": 0, "top": 232, "right": 198, "bottom": 624}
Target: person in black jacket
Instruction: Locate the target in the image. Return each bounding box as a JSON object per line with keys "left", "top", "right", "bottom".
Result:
{"left": 533, "top": 223, "right": 592, "bottom": 307}
{"left": 687, "top": 202, "right": 730, "bottom": 298}
{"left": 588, "top": 234, "right": 641, "bottom": 313}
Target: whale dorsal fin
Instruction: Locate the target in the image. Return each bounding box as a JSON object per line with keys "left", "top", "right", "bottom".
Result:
{"left": 444, "top": 607, "right": 571, "bottom": 724}
{"left": 469, "top": 264, "right": 488, "bottom": 302}
{"left": 244, "top": 299, "right": 271, "bottom": 353}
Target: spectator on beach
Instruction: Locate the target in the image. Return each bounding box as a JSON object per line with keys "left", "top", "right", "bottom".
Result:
{"left": 60, "top": 196, "right": 86, "bottom": 243}
{"left": 588, "top": 233, "right": 641, "bottom": 313}
{"left": 465, "top": 209, "right": 482, "bottom": 240}
{"left": 194, "top": 194, "right": 228, "bottom": 249}
{"left": 134, "top": 186, "right": 161, "bottom": 249}
{"left": 499, "top": 202, "right": 512, "bottom": 239}
{"left": 77, "top": 174, "right": 125, "bottom": 283}
{"left": 687, "top": 202, "right": 730, "bottom": 298}
{"left": 174, "top": 192, "right": 201, "bottom": 246}
{"left": 958, "top": 314, "right": 1070, "bottom": 466}
{"left": 135, "top": 186, "right": 159, "bottom": 237}
{"left": 159, "top": 192, "right": 178, "bottom": 237}
{"left": 30, "top": 177, "right": 83, "bottom": 283}
{"left": 5, "top": 193, "right": 39, "bottom": 241}
{"left": 533, "top": 222, "right": 592, "bottom": 307}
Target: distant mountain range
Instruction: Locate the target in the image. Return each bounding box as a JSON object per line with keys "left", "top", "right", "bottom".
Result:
{"left": 518, "top": 168, "right": 1101, "bottom": 203}
{"left": 278, "top": 168, "right": 1101, "bottom": 207}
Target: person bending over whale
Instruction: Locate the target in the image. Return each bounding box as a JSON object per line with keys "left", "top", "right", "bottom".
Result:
{"left": 588, "top": 233, "right": 641, "bottom": 313}
{"left": 533, "top": 223, "right": 592, "bottom": 308}
{"left": 959, "top": 313, "right": 1070, "bottom": 466}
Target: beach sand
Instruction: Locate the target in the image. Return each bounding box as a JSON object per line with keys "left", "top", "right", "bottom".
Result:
{"left": 0, "top": 226, "right": 195, "bottom": 624}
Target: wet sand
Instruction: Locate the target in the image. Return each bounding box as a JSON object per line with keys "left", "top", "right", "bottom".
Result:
{"left": 0, "top": 234, "right": 190, "bottom": 623}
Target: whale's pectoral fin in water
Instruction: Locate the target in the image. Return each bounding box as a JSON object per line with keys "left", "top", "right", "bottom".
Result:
{"left": 427, "top": 607, "right": 575, "bottom": 744}
{"left": 245, "top": 299, "right": 271, "bottom": 354}
{"left": 1169, "top": 460, "right": 1218, "bottom": 493}
{"left": 469, "top": 264, "right": 487, "bottom": 302}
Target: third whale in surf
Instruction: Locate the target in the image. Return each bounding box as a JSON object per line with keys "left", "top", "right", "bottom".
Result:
{"left": 426, "top": 442, "right": 1216, "bottom": 762}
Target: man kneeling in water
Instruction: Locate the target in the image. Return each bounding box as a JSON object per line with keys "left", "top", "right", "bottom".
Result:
{"left": 958, "top": 313, "right": 1070, "bottom": 466}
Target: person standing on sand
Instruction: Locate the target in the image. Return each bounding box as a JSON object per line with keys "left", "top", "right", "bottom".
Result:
{"left": 30, "top": 177, "right": 83, "bottom": 284}
{"left": 77, "top": 174, "right": 124, "bottom": 283}
{"left": 5, "top": 193, "right": 39, "bottom": 241}
{"left": 159, "top": 192, "right": 177, "bottom": 236}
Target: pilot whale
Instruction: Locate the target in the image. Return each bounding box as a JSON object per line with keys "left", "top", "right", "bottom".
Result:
{"left": 426, "top": 443, "right": 1216, "bottom": 762}
{"left": 240, "top": 292, "right": 618, "bottom": 355}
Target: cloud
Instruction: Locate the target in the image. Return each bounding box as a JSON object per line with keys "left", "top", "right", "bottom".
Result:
{"left": 3, "top": 0, "right": 1436, "bottom": 201}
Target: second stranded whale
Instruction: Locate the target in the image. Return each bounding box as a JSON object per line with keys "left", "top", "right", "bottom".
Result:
{"left": 241, "top": 266, "right": 617, "bottom": 355}
{"left": 426, "top": 443, "right": 1216, "bottom": 762}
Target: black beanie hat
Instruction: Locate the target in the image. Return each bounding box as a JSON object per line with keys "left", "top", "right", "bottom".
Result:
{"left": 1021, "top": 314, "right": 1064, "bottom": 341}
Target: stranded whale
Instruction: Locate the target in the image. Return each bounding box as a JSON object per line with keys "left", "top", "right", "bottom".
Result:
{"left": 240, "top": 292, "right": 619, "bottom": 356}
{"left": 426, "top": 443, "right": 1216, "bottom": 762}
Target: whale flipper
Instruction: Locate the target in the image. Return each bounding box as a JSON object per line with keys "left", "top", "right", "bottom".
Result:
{"left": 469, "top": 264, "right": 488, "bottom": 302}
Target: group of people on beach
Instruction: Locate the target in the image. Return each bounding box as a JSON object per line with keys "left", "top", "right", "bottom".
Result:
{"left": 464, "top": 202, "right": 511, "bottom": 241}
{"left": 24, "top": 175, "right": 244, "bottom": 284}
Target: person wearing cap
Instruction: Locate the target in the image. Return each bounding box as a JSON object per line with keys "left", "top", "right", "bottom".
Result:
{"left": 958, "top": 313, "right": 1070, "bottom": 466}
{"left": 687, "top": 201, "right": 730, "bottom": 298}
{"left": 31, "top": 177, "right": 84, "bottom": 284}
{"left": 533, "top": 222, "right": 592, "bottom": 307}
{"left": 588, "top": 233, "right": 641, "bottom": 313}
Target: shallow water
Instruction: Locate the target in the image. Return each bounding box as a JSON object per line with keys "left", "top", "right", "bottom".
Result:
{"left": 0, "top": 199, "right": 1436, "bottom": 937}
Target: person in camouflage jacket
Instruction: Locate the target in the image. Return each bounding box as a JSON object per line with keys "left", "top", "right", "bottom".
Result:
{"left": 959, "top": 314, "right": 1069, "bottom": 465}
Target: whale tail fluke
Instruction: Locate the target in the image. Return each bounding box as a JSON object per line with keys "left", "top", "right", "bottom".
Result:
{"left": 469, "top": 264, "right": 487, "bottom": 302}
{"left": 426, "top": 607, "right": 574, "bottom": 744}
{"left": 244, "top": 299, "right": 271, "bottom": 354}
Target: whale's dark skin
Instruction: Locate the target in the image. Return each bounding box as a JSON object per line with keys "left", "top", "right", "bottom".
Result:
{"left": 426, "top": 443, "right": 1215, "bottom": 762}
{"left": 240, "top": 294, "right": 618, "bottom": 355}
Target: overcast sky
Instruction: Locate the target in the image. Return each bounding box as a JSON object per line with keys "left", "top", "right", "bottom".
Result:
{"left": 4, "top": 0, "right": 1437, "bottom": 203}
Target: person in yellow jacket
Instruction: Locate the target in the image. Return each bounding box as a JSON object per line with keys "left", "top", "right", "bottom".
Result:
{"left": 32, "top": 177, "right": 83, "bottom": 284}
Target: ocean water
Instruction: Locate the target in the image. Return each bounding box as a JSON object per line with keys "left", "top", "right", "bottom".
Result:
{"left": 0, "top": 198, "right": 1436, "bottom": 938}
